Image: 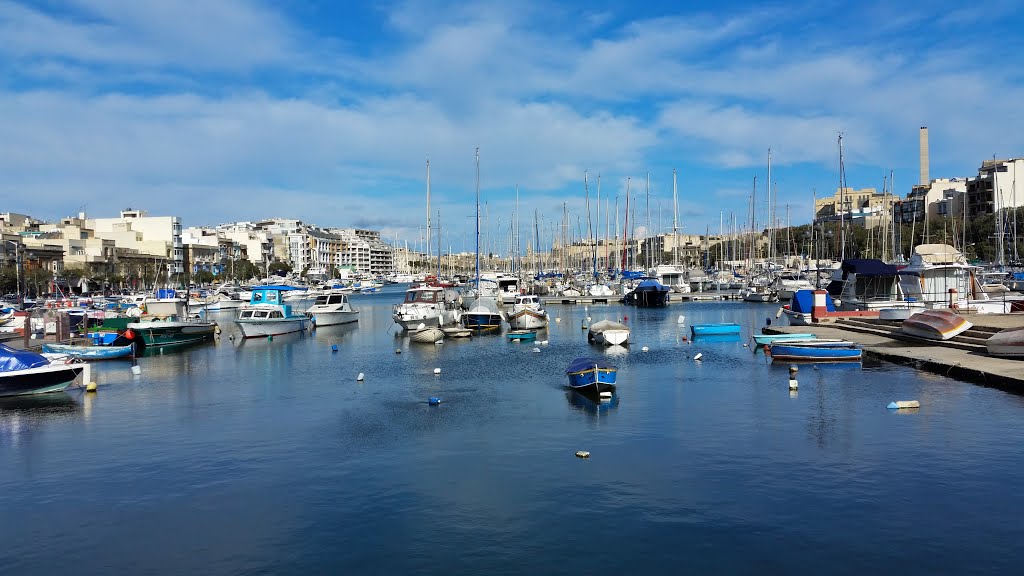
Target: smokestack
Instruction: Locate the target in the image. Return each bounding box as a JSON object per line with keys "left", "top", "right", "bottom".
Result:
{"left": 919, "top": 126, "right": 929, "bottom": 185}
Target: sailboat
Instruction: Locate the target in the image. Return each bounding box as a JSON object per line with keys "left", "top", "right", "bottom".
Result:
{"left": 463, "top": 148, "right": 504, "bottom": 331}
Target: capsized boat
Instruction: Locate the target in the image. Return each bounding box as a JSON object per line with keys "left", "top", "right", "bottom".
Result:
{"left": 235, "top": 286, "right": 309, "bottom": 338}
{"left": 565, "top": 357, "right": 617, "bottom": 395}
{"left": 305, "top": 290, "right": 359, "bottom": 326}
{"left": 0, "top": 343, "right": 84, "bottom": 396}
{"left": 986, "top": 327, "right": 1024, "bottom": 358}
{"left": 768, "top": 341, "right": 862, "bottom": 362}
{"left": 587, "top": 319, "right": 630, "bottom": 346}
{"left": 41, "top": 343, "right": 134, "bottom": 360}
{"left": 691, "top": 323, "right": 741, "bottom": 336}
{"left": 901, "top": 309, "right": 972, "bottom": 341}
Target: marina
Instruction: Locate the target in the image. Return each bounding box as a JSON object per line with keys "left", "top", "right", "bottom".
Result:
{"left": 3, "top": 287, "right": 1024, "bottom": 574}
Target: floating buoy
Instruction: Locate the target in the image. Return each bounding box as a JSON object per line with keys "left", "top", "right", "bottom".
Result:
{"left": 267, "top": 335, "right": 273, "bottom": 341}
{"left": 86, "top": 381, "right": 97, "bottom": 392}
{"left": 789, "top": 379, "right": 798, "bottom": 390}
{"left": 331, "top": 344, "right": 338, "bottom": 352}
{"left": 395, "top": 349, "right": 401, "bottom": 354}
{"left": 641, "top": 346, "right": 649, "bottom": 352}
{"left": 677, "top": 315, "right": 685, "bottom": 324}
{"left": 623, "top": 315, "right": 628, "bottom": 321}
{"left": 742, "top": 343, "right": 749, "bottom": 347}
{"left": 555, "top": 317, "right": 561, "bottom": 323}
{"left": 789, "top": 365, "right": 799, "bottom": 376}
{"left": 532, "top": 347, "right": 541, "bottom": 353}
{"left": 575, "top": 450, "right": 590, "bottom": 459}
{"left": 581, "top": 321, "right": 587, "bottom": 330}
{"left": 433, "top": 367, "right": 441, "bottom": 375}
{"left": 539, "top": 340, "right": 548, "bottom": 345}
{"left": 887, "top": 400, "right": 920, "bottom": 410}
{"left": 356, "top": 372, "right": 365, "bottom": 381}
{"left": 693, "top": 353, "right": 703, "bottom": 361}
{"left": 428, "top": 397, "right": 441, "bottom": 405}
{"left": 599, "top": 391, "right": 613, "bottom": 399}
{"left": 214, "top": 324, "right": 222, "bottom": 334}
{"left": 585, "top": 316, "right": 592, "bottom": 322}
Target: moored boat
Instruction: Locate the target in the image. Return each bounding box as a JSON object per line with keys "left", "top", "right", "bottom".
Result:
{"left": 691, "top": 323, "right": 741, "bottom": 336}
{"left": 41, "top": 343, "right": 134, "bottom": 360}
{"left": 623, "top": 278, "right": 671, "bottom": 307}
{"left": 0, "top": 343, "right": 85, "bottom": 396}
{"left": 588, "top": 319, "right": 630, "bottom": 346}
{"left": 768, "top": 341, "right": 862, "bottom": 362}
{"left": 565, "top": 357, "right": 617, "bottom": 395}
{"left": 507, "top": 329, "right": 537, "bottom": 341}
{"left": 235, "top": 286, "right": 309, "bottom": 338}
{"left": 409, "top": 327, "right": 444, "bottom": 343}
{"left": 305, "top": 290, "right": 359, "bottom": 326}
{"left": 506, "top": 294, "right": 548, "bottom": 330}
{"left": 393, "top": 285, "right": 462, "bottom": 331}
{"left": 751, "top": 333, "right": 817, "bottom": 346}
{"left": 901, "top": 309, "right": 972, "bottom": 341}
{"left": 462, "top": 296, "right": 503, "bottom": 330}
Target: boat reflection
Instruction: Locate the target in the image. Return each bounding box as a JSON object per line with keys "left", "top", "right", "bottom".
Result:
{"left": 690, "top": 334, "right": 742, "bottom": 344}
{"left": 603, "top": 344, "right": 628, "bottom": 357}
{"left": 0, "top": 392, "right": 79, "bottom": 415}
{"left": 313, "top": 322, "right": 358, "bottom": 343}
{"left": 566, "top": 388, "right": 619, "bottom": 414}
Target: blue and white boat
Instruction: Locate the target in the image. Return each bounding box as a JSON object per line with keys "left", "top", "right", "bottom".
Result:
{"left": 507, "top": 329, "right": 537, "bottom": 341}
{"left": 623, "top": 278, "right": 671, "bottom": 307}
{"left": 691, "top": 323, "right": 741, "bottom": 336}
{"left": 0, "top": 343, "right": 84, "bottom": 396}
{"left": 565, "top": 357, "right": 617, "bottom": 395}
{"left": 751, "top": 333, "right": 818, "bottom": 346}
{"left": 41, "top": 343, "right": 135, "bottom": 360}
{"left": 768, "top": 341, "right": 862, "bottom": 362}
{"left": 235, "top": 286, "right": 309, "bottom": 338}
{"left": 462, "top": 296, "right": 503, "bottom": 330}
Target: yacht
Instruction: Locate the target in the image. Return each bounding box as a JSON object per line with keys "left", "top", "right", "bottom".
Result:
{"left": 305, "top": 290, "right": 359, "bottom": 326}
{"left": 898, "top": 244, "right": 1023, "bottom": 313}
{"left": 650, "top": 264, "right": 692, "bottom": 293}
{"left": 392, "top": 285, "right": 462, "bottom": 331}
{"left": 826, "top": 259, "right": 925, "bottom": 313}
{"left": 235, "top": 286, "right": 309, "bottom": 337}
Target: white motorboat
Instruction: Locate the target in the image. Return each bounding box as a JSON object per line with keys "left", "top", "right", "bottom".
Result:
{"left": 305, "top": 290, "right": 359, "bottom": 326}
{"left": 0, "top": 343, "right": 85, "bottom": 396}
{"left": 587, "top": 319, "right": 630, "bottom": 346}
{"left": 506, "top": 294, "right": 548, "bottom": 330}
{"left": 898, "top": 244, "right": 1023, "bottom": 313}
{"left": 235, "top": 285, "right": 309, "bottom": 338}
{"left": 393, "top": 285, "right": 462, "bottom": 331}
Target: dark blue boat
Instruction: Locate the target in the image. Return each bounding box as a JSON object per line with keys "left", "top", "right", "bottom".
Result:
{"left": 769, "top": 342, "right": 862, "bottom": 362}
{"left": 623, "top": 278, "right": 671, "bottom": 307}
{"left": 565, "top": 357, "right": 617, "bottom": 394}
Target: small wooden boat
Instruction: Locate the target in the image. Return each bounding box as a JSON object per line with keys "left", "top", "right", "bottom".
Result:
{"left": 41, "top": 343, "right": 134, "bottom": 360}
{"left": 691, "top": 323, "right": 741, "bottom": 336}
{"left": 507, "top": 329, "right": 537, "bottom": 341}
{"left": 769, "top": 341, "right": 862, "bottom": 362}
{"left": 441, "top": 327, "right": 473, "bottom": 338}
{"left": 565, "top": 357, "right": 617, "bottom": 394}
{"left": 985, "top": 327, "right": 1024, "bottom": 358}
{"left": 409, "top": 327, "right": 444, "bottom": 343}
{"left": 751, "top": 333, "right": 817, "bottom": 346}
{"left": 587, "top": 320, "right": 630, "bottom": 346}
{"left": 901, "top": 309, "right": 972, "bottom": 341}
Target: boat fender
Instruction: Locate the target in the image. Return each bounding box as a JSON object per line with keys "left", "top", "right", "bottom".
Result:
{"left": 693, "top": 353, "right": 702, "bottom": 361}
{"left": 86, "top": 381, "right": 98, "bottom": 392}
{"left": 428, "top": 397, "right": 441, "bottom": 405}
{"left": 763, "top": 344, "right": 770, "bottom": 353}
{"left": 357, "top": 372, "right": 365, "bottom": 381}
{"left": 575, "top": 451, "right": 590, "bottom": 459}
{"left": 776, "top": 307, "right": 784, "bottom": 319}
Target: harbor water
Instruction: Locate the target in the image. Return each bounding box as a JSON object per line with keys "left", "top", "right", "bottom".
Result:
{"left": 3, "top": 285, "right": 1024, "bottom": 574}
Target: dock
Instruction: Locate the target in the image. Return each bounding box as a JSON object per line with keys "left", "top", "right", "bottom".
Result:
{"left": 540, "top": 291, "right": 743, "bottom": 305}
{"left": 762, "top": 314, "right": 1024, "bottom": 389}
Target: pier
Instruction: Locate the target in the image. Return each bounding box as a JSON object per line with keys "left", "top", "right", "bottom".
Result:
{"left": 540, "top": 291, "right": 743, "bottom": 305}
{"left": 762, "top": 314, "right": 1024, "bottom": 388}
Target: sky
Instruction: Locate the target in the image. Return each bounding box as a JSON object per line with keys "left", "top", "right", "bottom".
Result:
{"left": 1, "top": 0, "right": 1022, "bottom": 253}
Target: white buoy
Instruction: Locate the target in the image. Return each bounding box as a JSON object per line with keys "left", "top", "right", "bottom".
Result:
{"left": 789, "top": 379, "right": 798, "bottom": 390}
{"left": 357, "top": 372, "right": 365, "bottom": 381}
{"left": 641, "top": 346, "right": 649, "bottom": 352}
{"left": 586, "top": 316, "right": 592, "bottom": 323}
{"left": 743, "top": 343, "right": 749, "bottom": 347}
{"left": 775, "top": 307, "right": 784, "bottom": 319}
{"left": 539, "top": 340, "right": 548, "bottom": 345}
{"left": 555, "top": 317, "right": 561, "bottom": 323}
{"left": 887, "top": 400, "right": 920, "bottom": 409}
{"left": 693, "top": 353, "right": 703, "bottom": 361}
{"left": 677, "top": 315, "right": 685, "bottom": 324}
{"left": 131, "top": 364, "right": 142, "bottom": 375}
{"left": 395, "top": 349, "right": 401, "bottom": 354}
{"left": 599, "top": 391, "right": 613, "bottom": 399}
{"left": 433, "top": 367, "right": 441, "bottom": 375}
{"left": 532, "top": 347, "right": 541, "bottom": 353}
{"left": 575, "top": 450, "right": 590, "bottom": 459}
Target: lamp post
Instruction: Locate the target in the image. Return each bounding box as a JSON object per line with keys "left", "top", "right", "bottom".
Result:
{"left": 3, "top": 240, "right": 22, "bottom": 306}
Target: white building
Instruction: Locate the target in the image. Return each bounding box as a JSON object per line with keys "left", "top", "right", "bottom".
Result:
{"left": 217, "top": 222, "right": 274, "bottom": 265}
{"left": 88, "top": 209, "right": 184, "bottom": 275}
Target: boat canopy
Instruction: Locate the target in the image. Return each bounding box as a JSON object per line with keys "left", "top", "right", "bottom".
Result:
{"left": 790, "top": 289, "right": 835, "bottom": 314}
{"left": 566, "top": 357, "right": 616, "bottom": 374}
{"left": 635, "top": 279, "right": 669, "bottom": 290}
{"left": 840, "top": 259, "right": 900, "bottom": 277}
{"left": 913, "top": 244, "right": 967, "bottom": 265}
{"left": 0, "top": 343, "right": 49, "bottom": 372}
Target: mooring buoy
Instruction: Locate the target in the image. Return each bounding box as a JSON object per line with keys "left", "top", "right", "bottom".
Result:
{"left": 575, "top": 450, "right": 590, "bottom": 459}
{"left": 693, "top": 353, "right": 703, "bottom": 361}
{"left": 433, "top": 367, "right": 441, "bottom": 375}
{"left": 641, "top": 346, "right": 649, "bottom": 352}
{"left": 86, "top": 381, "right": 97, "bottom": 392}
{"left": 356, "top": 372, "right": 365, "bottom": 381}
{"left": 428, "top": 397, "right": 441, "bottom": 405}
{"left": 331, "top": 344, "right": 338, "bottom": 352}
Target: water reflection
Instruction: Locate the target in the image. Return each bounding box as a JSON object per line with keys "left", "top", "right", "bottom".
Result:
{"left": 690, "top": 334, "right": 742, "bottom": 344}
{"left": 565, "top": 388, "right": 619, "bottom": 415}
{"left": 0, "top": 392, "right": 80, "bottom": 448}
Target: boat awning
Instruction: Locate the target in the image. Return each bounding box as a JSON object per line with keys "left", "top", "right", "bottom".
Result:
{"left": 0, "top": 343, "right": 49, "bottom": 371}
{"left": 566, "top": 357, "right": 616, "bottom": 374}
{"left": 841, "top": 259, "right": 899, "bottom": 277}
{"left": 635, "top": 279, "right": 669, "bottom": 290}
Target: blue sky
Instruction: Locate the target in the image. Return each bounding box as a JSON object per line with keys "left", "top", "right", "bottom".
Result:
{"left": 1, "top": 0, "right": 1022, "bottom": 252}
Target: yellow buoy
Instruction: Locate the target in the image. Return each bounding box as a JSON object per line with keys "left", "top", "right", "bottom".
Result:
{"left": 85, "top": 381, "right": 97, "bottom": 392}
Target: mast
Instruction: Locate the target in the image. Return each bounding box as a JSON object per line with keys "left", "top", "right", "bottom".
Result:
{"left": 584, "top": 171, "right": 596, "bottom": 279}
{"left": 767, "top": 147, "right": 773, "bottom": 265}
{"left": 475, "top": 148, "right": 480, "bottom": 290}
{"left": 596, "top": 173, "right": 601, "bottom": 277}
{"left": 646, "top": 172, "right": 651, "bottom": 271}
{"left": 437, "top": 210, "right": 441, "bottom": 280}
{"left": 838, "top": 133, "right": 847, "bottom": 261}
{"left": 622, "top": 178, "right": 630, "bottom": 271}
{"left": 673, "top": 168, "right": 679, "bottom": 266}
{"left": 426, "top": 159, "right": 431, "bottom": 276}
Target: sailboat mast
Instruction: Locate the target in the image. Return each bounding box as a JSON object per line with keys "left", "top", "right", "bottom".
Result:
{"left": 646, "top": 172, "right": 651, "bottom": 271}
{"left": 838, "top": 133, "right": 846, "bottom": 261}
{"left": 426, "top": 159, "right": 431, "bottom": 277}
{"left": 622, "top": 178, "right": 630, "bottom": 271}
{"left": 437, "top": 210, "right": 441, "bottom": 280}
{"left": 672, "top": 168, "right": 679, "bottom": 266}
{"left": 475, "top": 148, "right": 480, "bottom": 290}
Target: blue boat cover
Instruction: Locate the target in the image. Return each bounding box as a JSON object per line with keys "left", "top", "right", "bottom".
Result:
{"left": 621, "top": 270, "right": 646, "bottom": 279}
{"left": 790, "top": 289, "right": 835, "bottom": 313}
{"left": 0, "top": 343, "right": 49, "bottom": 372}
{"left": 635, "top": 279, "right": 669, "bottom": 291}
{"left": 256, "top": 285, "right": 300, "bottom": 291}
{"left": 840, "top": 259, "right": 899, "bottom": 277}
{"left": 156, "top": 288, "right": 177, "bottom": 299}
{"left": 566, "top": 357, "right": 616, "bottom": 374}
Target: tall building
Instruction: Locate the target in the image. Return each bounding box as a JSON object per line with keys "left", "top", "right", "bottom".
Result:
{"left": 966, "top": 158, "right": 1024, "bottom": 218}
{"left": 88, "top": 209, "right": 184, "bottom": 276}
{"left": 813, "top": 187, "right": 898, "bottom": 229}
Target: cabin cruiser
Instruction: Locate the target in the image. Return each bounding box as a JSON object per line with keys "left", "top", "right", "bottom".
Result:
{"left": 235, "top": 286, "right": 309, "bottom": 337}
{"left": 898, "top": 244, "right": 1024, "bottom": 313}
{"left": 393, "top": 285, "right": 462, "bottom": 330}
{"left": 826, "top": 259, "right": 925, "bottom": 313}
{"left": 506, "top": 294, "right": 548, "bottom": 330}
{"left": 772, "top": 271, "right": 816, "bottom": 301}
{"left": 304, "top": 290, "right": 359, "bottom": 326}
{"left": 650, "top": 264, "right": 692, "bottom": 293}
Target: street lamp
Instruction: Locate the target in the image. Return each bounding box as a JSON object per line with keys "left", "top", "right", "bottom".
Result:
{"left": 3, "top": 240, "right": 22, "bottom": 306}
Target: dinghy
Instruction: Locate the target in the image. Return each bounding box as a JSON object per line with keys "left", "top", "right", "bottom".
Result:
{"left": 901, "top": 309, "right": 972, "bottom": 341}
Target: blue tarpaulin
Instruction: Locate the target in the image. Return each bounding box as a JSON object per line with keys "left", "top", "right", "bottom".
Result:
{"left": 566, "top": 357, "right": 616, "bottom": 374}
{"left": 0, "top": 343, "right": 49, "bottom": 372}
{"left": 840, "top": 259, "right": 900, "bottom": 277}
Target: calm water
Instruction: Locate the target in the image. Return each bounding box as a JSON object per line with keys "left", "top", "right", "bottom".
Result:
{"left": 2, "top": 285, "right": 1024, "bottom": 574}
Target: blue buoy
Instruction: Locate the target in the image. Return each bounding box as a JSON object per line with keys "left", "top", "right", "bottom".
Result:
{"left": 331, "top": 344, "right": 338, "bottom": 352}
{"left": 428, "top": 397, "right": 441, "bottom": 405}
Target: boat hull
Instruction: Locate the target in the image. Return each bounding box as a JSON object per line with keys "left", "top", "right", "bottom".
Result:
{"left": 769, "top": 343, "right": 862, "bottom": 361}
{"left": 507, "top": 309, "right": 547, "bottom": 330}
{"left": 507, "top": 330, "right": 537, "bottom": 341}
{"left": 0, "top": 363, "right": 84, "bottom": 397}
{"left": 691, "top": 323, "right": 741, "bottom": 336}
{"left": 305, "top": 310, "right": 358, "bottom": 326}
{"left": 463, "top": 313, "right": 503, "bottom": 330}
{"left": 566, "top": 365, "right": 617, "bottom": 394}
{"left": 751, "top": 333, "right": 817, "bottom": 346}
{"left": 624, "top": 287, "right": 671, "bottom": 307}
{"left": 127, "top": 321, "right": 218, "bottom": 347}
{"left": 41, "top": 343, "right": 134, "bottom": 360}
{"left": 409, "top": 327, "right": 444, "bottom": 343}
{"left": 235, "top": 317, "right": 307, "bottom": 338}
{"left": 901, "top": 310, "right": 972, "bottom": 341}
{"left": 986, "top": 327, "right": 1024, "bottom": 357}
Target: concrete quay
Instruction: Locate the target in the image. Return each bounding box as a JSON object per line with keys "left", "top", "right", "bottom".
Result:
{"left": 762, "top": 314, "right": 1024, "bottom": 389}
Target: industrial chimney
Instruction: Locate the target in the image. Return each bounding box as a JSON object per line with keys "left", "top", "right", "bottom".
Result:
{"left": 919, "top": 126, "right": 929, "bottom": 185}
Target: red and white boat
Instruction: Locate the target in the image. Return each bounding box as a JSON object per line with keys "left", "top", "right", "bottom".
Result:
{"left": 901, "top": 309, "right": 972, "bottom": 341}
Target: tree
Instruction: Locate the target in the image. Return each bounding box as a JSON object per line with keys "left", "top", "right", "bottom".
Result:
{"left": 0, "top": 264, "right": 17, "bottom": 294}
{"left": 193, "top": 270, "right": 215, "bottom": 285}
{"left": 268, "top": 261, "right": 292, "bottom": 275}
